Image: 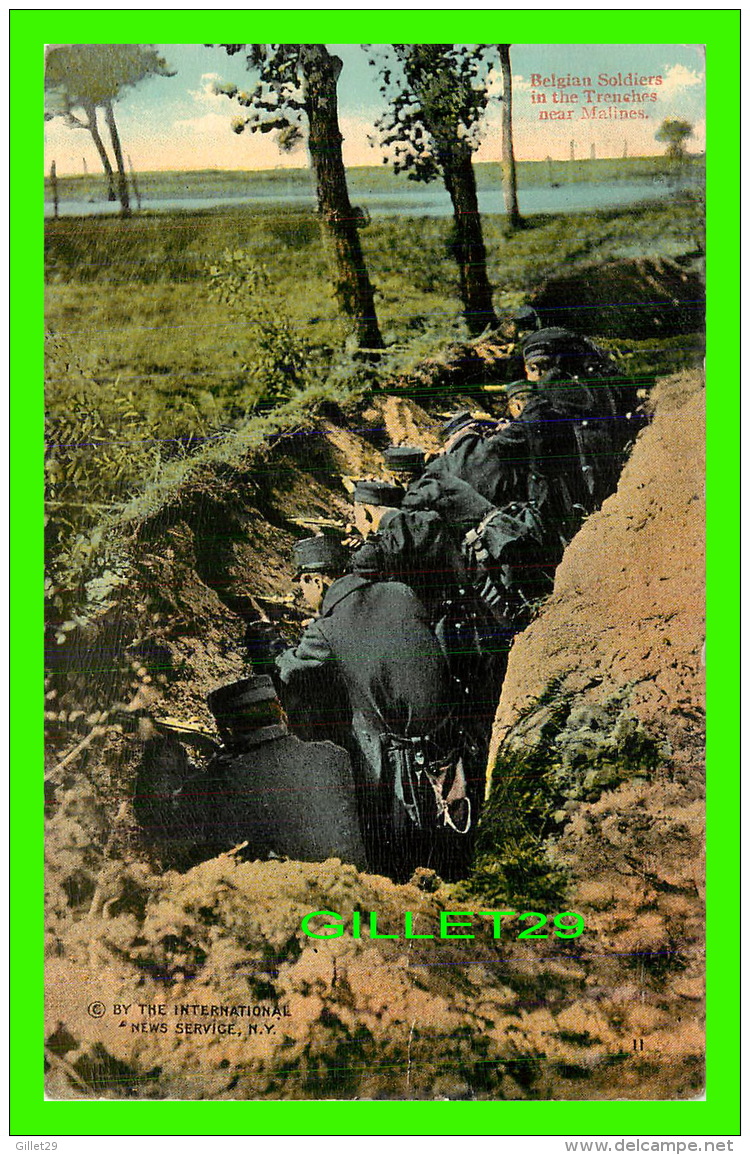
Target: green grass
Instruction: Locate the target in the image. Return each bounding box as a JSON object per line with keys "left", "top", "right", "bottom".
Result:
{"left": 44, "top": 191, "right": 704, "bottom": 615}
{"left": 459, "top": 681, "right": 667, "bottom": 909}
{"left": 45, "top": 192, "right": 704, "bottom": 429}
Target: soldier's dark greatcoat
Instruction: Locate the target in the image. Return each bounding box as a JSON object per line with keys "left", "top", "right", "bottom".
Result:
{"left": 349, "top": 501, "right": 504, "bottom": 764}
{"left": 136, "top": 728, "right": 367, "bottom": 871}
{"left": 276, "top": 573, "right": 460, "bottom": 877}
{"left": 419, "top": 420, "right": 530, "bottom": 510}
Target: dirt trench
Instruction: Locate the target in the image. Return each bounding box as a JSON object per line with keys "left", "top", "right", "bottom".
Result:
{"left": 44, "top": 361, "right": 705, "bottom": 1101}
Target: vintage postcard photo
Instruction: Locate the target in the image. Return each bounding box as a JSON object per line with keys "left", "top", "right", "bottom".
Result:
{"left": 40, "top": 35, "right": 709, "bottom": 1106}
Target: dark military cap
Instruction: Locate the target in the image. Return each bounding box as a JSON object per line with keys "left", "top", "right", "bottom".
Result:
{"left": 293, "top": 534, "right": 348, "bottom": 574}
{"left": 383, "top": 446, "right": 426, "bottom": 474}
{"left": 208, "top": 674, "right": 278, "bottom": 715}
{"left": 207, "top": 675, "right": 287, "bottom": 747}
{"left": 522, "top": 327, "right": 589, "bottom": 360}
{"left": 353, "top": 479, "right": 405, "bottom": 507}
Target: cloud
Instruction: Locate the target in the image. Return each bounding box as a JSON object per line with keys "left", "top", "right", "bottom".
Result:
{"left": 173, "top": 111, "right": 236, "bottom": 136}
{"left": 484, "top": 68, "right": 531, "bottom": 99}
{"left": 340, "top": 114, "right": 375, "bottom": 145}
{"left": 690, "top": 117, "right": 706, "bottom": 150}
{"left": 188, "top": 72, "right": 227, "bottom": 105}
{"left": 661, "top": 63, "right": 704, "bottom": 95}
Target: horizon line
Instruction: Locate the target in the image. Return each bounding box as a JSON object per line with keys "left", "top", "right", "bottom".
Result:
{"left": 46, "top": 153, "right": 706, "bottom": 178}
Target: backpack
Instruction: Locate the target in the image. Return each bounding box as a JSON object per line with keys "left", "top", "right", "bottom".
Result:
{"left": 462, "top": 501, "right": 555, "bottom": 626}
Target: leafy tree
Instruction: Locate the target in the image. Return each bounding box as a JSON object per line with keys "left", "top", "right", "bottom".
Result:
{"left": 369, "top": 44, "right": 498, "bottom": 336}
{"left": 45, "top": 51, "right": 117, "bottom": 201}
{"left": 45, "top": 44, "right": 174, "bottom": 216}
{"left": 655, "top": 117, "right": 694, "bottom": 160}
{"left": 497, "top": 45, "right": 521, "bottom": 229}
{"left": 212, "top": 44, "right": 383, "bottom": 351}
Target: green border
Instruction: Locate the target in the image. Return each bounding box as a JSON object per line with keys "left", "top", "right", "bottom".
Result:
{"left": 14, "top": 9, "right": 739, "bottom": 1136}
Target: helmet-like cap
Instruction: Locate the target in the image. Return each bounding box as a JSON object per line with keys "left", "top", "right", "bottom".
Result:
{"left": 383, "top": 446, "right": 425, "bottom": 474}
{"left": 293, "top": 534, "right": 348, "bottom": 574}
{"left": 352, "top": 479, "right": 405, "bottom": 507}
{"left": 522, "top": 327, "right": 590, "bottom": 360}
{"left": 207, "top": 675, "right": 286, "bottom": 748}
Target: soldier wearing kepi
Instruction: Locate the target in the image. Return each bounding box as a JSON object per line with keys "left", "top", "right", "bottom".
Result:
{"left": 521, "top": 326, "right": 616, "bottom": 392}
{"left": 351, "top": 473, "right": 523, "bottom": 685}
{"left": 522, "top": 324, "right": 646, "bottom": 449}
{"left": 350, "top": 478, "right": 406, "bottom": 542}
{"left": 352, "top": 474, "right": 523, "bottom": 817}
{"left": 518, "top": 327, "right": 625, "bottom": 516}
{"left": 276, "top": 534, "right": 474, "bottom": 882}
{"left": 351, "top": 477, "right": 454, "bottom": 616}
{"left": 418, "top": 329, "right": 622, "bottom": 560}
{"left": 420, "top": 407, "right": 530, "bottom": 511}
{"left": 351, "top": 475, "right": 498, "bottom": 742}
{"left": 134, "top": 673, "right": 367, "bottom": 871}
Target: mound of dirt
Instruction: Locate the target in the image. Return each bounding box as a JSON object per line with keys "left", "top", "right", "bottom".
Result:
{"left": 45, "top": 853, "right": 702, "bottom": 1101}
{"left": 532, "top": 257, "right": 705, "bottom": 339}
{"left": 492, "top": 367, "right": 705, "bottom": 773}
{"left": 479, "top": 366, "right": 705, "bottom": 1096}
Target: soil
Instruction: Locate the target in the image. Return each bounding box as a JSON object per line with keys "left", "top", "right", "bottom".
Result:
{"left": 44, "top": 360, "right": 705, "bottom": 1101}
{"left": 531, "top": 256, "right": 705, "bottom": 339}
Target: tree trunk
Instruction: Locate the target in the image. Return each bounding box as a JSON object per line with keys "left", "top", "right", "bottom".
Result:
{"left": 103, "top": 100, "right": 131, "bottom": 218}
{"left": 498, "top": 45, "right": 522, "bottom": 229}
{"left": 299, "top": 45, "right": 383, "bottom": 350}
{"left": 83, "top": 101, "right": 116, "bottom": 201}
{"left": 441, "top": 144, "right": 498, "bottom": 337}
{"left": 50, "top": 160, "right": 58, "bottom": 219}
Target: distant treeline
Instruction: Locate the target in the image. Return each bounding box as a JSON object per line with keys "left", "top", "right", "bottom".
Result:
{"left": 45, "top": 155, "right": 705, "bottom": 201}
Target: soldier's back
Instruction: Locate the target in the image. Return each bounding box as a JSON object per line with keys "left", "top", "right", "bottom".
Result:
{"left": 422, "top": 423, "right": 529, "bottom": 509}
{"left": 316, "top": 575, "right": 454, "bottom": 738}
{"left": 185, "top": 731, "right": 367, "bottom": 869}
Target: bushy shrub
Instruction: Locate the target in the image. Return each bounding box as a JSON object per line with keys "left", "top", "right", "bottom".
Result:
{"left": 206, "top": 250, "right": 326, "bottom": 406}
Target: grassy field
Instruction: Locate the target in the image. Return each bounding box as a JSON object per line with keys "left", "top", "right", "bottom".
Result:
{"left": 45, "top": 189, "right": 705, "bottom": 608}
{"left": 45, "top": 190, "right": 705, "bottom": 410}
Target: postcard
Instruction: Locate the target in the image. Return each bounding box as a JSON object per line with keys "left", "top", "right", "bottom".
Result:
{"left": 11, "top": 10, "right": 739, "bottom": 1139}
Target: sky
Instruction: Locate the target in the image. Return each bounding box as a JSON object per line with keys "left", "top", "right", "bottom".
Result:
{"left": 44, "top": 43, "right": 706, "bottom": 176}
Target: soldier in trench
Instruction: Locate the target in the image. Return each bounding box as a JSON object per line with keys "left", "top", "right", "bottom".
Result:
{"left": 350, "top": 475, "right": 524, "bottom": 757}
{"left": 133, "top": 672, "right": 367, "bottom": 872}
{"left": 348, "top": 466, "right": 565, "bottom": 792}
{"left": 273, "top": 534, "right": 478, "bottom": 882}
{"left": 416, "top": 326, "right": 638, "bottom": 558}
{"left": 519, "top": 327, "right": 627, "bottom": 510}
{"left": 347, "top": 477, "right": 535, "bottom": 755}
